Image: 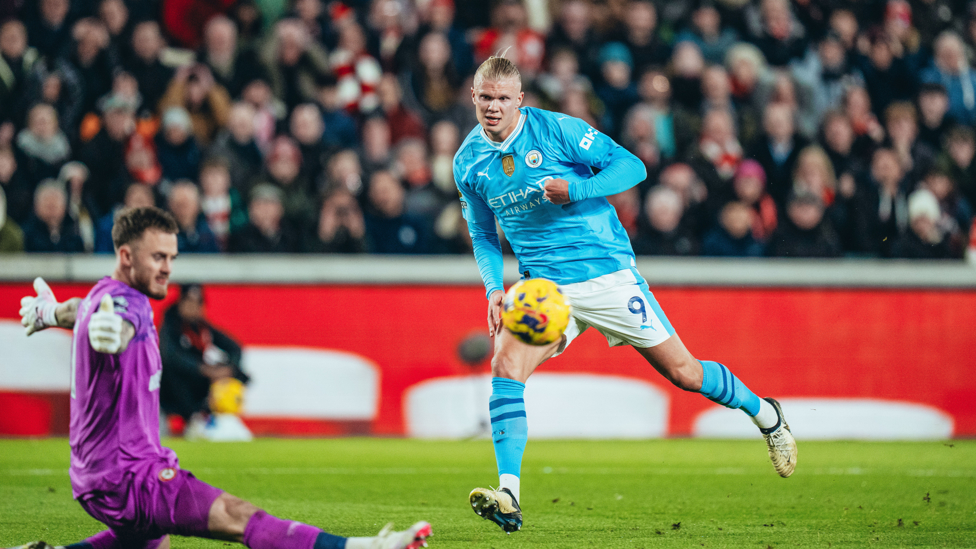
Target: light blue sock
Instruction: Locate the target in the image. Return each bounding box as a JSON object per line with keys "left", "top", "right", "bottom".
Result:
{"left": 490, "top": 377, "right": 528, "bottom": 480}
{"left": 699, "top": 360, "right": 761, "bottom": 416}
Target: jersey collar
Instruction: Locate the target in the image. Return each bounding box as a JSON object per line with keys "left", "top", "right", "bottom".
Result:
{"left": 479, "top": 109, "right": 526, "bottom": 153}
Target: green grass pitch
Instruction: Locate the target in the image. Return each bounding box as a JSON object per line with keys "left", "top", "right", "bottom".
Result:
{"left": 1, "top": 438, "right": 974, "bottom": 548}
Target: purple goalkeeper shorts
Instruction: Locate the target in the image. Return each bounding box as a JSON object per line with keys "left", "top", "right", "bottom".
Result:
{"left": 78, "top": 464, "right": 223, "bottom": 546}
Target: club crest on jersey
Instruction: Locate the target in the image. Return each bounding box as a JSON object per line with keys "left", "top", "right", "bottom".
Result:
{"left": 502, "top": 154, "right": 515, "bottom": 176}
{"left": 158, "top": 468, "right": 176, "bottom": 481}
{"left": 525, "top": 150, "right": 542, "bottom": 168}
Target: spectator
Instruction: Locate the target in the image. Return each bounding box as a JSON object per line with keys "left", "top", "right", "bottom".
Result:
{"left": 733, "top": 159, "right": 778, "bottom": 242}
{"left": 749, "top": 102, "right": 811, "bottom": 207}
{"left": 15, "top": 104, "right": 71, "bottom": 185}
{"left": 22, "top": 53, "right": 85, "bottom": 136}
{"left": 884, "top": 102, "right": 935, "bottom": 187}
{"left": 305, "top": 186, "right": 367, "bottom": 253}
{"left": 23, "top": 0, "right": 73, "bottom": 60}
{"left": 688, "top": 108, "right": 743, "bottom": 201}
{"left": 168, "top": 180, "right": 219, "bottom": 254}
{"left": 851, "top": 148, "right": 910, "bottom": 256}
{"left": 791, "top": 31, "right": 864, "bottom": 123}
{"left": 658, "top": 162, "right": 710, "bottom": 237}
{"left": 768, "top": 191, "right": 842, "bottom": 257}
{"left": 632, "top": 185, "right": 699, "bottom": 255}
{"left": 702, "top": 201, "right": 766, "bottom": 257}
{"left": 158, "top": 64, "right": 232, "bottom": 147}
{"left": 920, "top": 31, "right": 976, "bottom": 125}
{"left": 208, "top": 102, "right": 265, "bottom": 192}
{"left": 124, "top": 20, "right": 174, "bottom": 116}
{"left": 159, "top": 284, "right": 250, "bottom": 429}
{"left": 364, "top": 169, "right": 430, "bottom": 254}
{"left": 857, "top": 30, "right": 916, "bottom": 120}
{"left": 229, "top": 183, "right": 301, "bottom": 253}
{"left": 613, "top": 0, "right": 671, "bottom": 75}
{"left": 916, "top": 83, "right": 953, "bottom": 151}
{"left": 198, "top": 15, "right": 269, "bottom": 99}
{"left": 156, "top": 107, "right": 202, "bottom": 182}
{"left": 890, "top": 188, "right": 954, "bottom": 258}
{"left": 93, "top": 182, "right": 155, "bottom": 253}
{"left": 240, "top": 79, "right": 285, "bottom": 152}
{"left": 360, "top": 116, "right": 392, "bottom": 175}
{"left": 940, "top": 126, "right": 976, "bottom": 208}
{"left": 0, "top": 185, "right": 24, "bottom": 252}
{"left": 259, "top": 136, "right": 315, "bottom": 231}
{"left": 752, "top": 0, "right": 808, "bottom": 67}
{"left": 329, "top": 22, "right": 383, "bottom": 115}
{"left": 636, "top": 69, "right": 677, "bottom": 158}
{"left": 401, "top": 31, "right": 462, "bottom": 125}
{"left": 97, "top": 0, "right": 130, "bottom": 61}
{"left": 65, "top": 18, "right": 117, "bottom": 118}
{"left": 378, "top": 73, "right": 427, "bottom": 145}
{"left": 725, "top": 43, "right": 772, "bottom": 118}
{"left": 669, "top": 41, "right": 705, "bottom": 114}
{"left": 199, "top": 157, "right": 247, "bottom": 251}
{"left": 397, "top": 138, "right": 445, "bottom": 228}
{"left": 620, "top": 104, "right": 661, "bottom": 182}
{"left": 324, "top": 149, "right": 365, "bottom": 197}
{"left": 263, "top": 18, "right": 331, "bottom": 112}
{"left": 675, "top": 2, "right": 738, "bottom": 65}
{"left": 429, "top": 119, "right": 459, "bottom": 196}
{"left": 919, "top": 166, "right": 972, "bottom": 256}
{"left": 819, "top": 110, "right": 865, "bottom": 190}
{"left": 791, "top": 145, "right": 837, "bottom": 206}
{"left": 536, "top": 48, "right": 596, "bottom": 114}
{"left": 607, "top": 186, "right": 640, "bottom": 238}
{"left": 703, "top": 63, "right": 760, "bottom": 146}
{"left": 472, "top": 0, "right": 546, "bottom": 79}
{"left": 315, "top": 75, "right": 359, "bottom": 149}
{"left": 123, "top": 119, "right": 162, "bottom": 187}
{"left": 289, "top": 103, "right": 330, "bottom": 183}
{"left": 60, "top": 161, "right": 94, "bottom": 252}
{"left": 22, "top": 179, "right": 84, "bottom": 252}
{"left": 0, "top": 147, "right": 30, "bottom": 225}
{"left": 418, "top": 0, "right": 474, "bottom": 79}
{"left": 595, "top": 42, "right": 638, "bottom": 139}
{"left": 0, "top": 20, "right": 38, "bottom": 125}
{"left": 545, "top": 0, "right": 600, "bottom": 80}
{"left": 844, "top": 85, "right": 886, "bottom": 149}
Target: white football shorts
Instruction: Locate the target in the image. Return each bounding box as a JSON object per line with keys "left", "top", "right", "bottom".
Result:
{"left": 554, "top": 268, "right": 675, "bottom": 355}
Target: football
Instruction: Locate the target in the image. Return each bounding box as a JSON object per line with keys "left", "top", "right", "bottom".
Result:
{"left": 501, "top": 278, "right": 571, "bottom": 345}
{"left": 209, "top": 377, "right": 246, "bottom": 415}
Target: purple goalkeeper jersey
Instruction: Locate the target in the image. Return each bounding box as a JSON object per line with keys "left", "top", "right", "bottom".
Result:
{"left": 69, "top": 277, "right": 177, "bottom": 498}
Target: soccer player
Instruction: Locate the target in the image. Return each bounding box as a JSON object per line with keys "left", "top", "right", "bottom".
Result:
{"left": 16, "top": 207, "right": 432, "bottom": 549}
{"left": 454, "top": 57, "right": 797, "bottom": 533}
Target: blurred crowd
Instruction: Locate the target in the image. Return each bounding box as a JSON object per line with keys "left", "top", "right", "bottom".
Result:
{"left": 0, "top": 0, "right": 975, "bottom": 259}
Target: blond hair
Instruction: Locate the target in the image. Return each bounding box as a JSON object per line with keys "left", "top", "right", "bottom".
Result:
{"left": 473, "top": 55, "right": 521, "bottom": 88}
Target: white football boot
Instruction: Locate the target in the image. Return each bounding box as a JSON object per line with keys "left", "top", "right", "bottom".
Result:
{"left": 760, "top": 397, "right": 797, "bottom": 477}
{"left": 346, "top": 521, "right": 433, "bottom": 549}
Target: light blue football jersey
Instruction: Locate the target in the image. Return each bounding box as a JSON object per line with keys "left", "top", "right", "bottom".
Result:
{"left": 454, "top": 107, "right": 647, "bottom": 297}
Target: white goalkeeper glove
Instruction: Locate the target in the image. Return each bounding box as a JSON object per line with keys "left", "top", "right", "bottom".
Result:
{"left": 19, "top": 277, "right": 60, "bottom": 336}
{"left": 89, "top": 294, "right": 124, "bottom": 354}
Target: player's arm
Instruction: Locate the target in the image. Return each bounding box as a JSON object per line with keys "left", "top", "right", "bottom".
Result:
{"left": 20, "top": 277, "right": 81, "bottom": 333}
{"left": 455, "top": 164, "right": 505, "bottom": 335}
{"left": 543, "top": 116, "right": 647, "bottom": 205}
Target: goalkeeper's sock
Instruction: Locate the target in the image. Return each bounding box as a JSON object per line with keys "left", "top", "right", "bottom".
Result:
{"left": 243, "top": 510, "right": 345, "bottom": 549}
{"left": 490, "top": 377, "right": 527, "bottom": 502}
{"left": 698, "top": 360, "right": 778, "bottom": 430}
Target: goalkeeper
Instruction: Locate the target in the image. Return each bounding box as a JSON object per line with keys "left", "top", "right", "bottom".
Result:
{"left": 454, "top": 56, "right": 797, "bottom": 534}
{"left": 17, "top": 207, "right": 431, "bottom": 549}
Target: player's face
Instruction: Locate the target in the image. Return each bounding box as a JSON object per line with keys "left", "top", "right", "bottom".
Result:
{"left": 122, "top": 229, "right": 178, "bottom": 300}
{"left": 472, "top": 77, "right": 524, "bottom": 142}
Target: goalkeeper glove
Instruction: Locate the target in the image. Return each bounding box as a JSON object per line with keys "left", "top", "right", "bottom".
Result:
{"left": 19, "top": 277, "right": 59, "bottom": 336}
{"left": 89, "top": 294, "right": 124, "bottom": 354}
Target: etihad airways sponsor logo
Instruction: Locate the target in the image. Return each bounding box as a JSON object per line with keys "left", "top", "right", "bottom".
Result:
{"left": 489, "top": 177, "right": 553, "bottom": 216}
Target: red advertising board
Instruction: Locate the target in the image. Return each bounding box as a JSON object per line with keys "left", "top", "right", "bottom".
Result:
{"left": 0, "top": 282, "right": 973, "bottom": 437}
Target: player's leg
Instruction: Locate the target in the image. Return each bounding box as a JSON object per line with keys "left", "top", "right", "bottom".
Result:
{"left": 11, "top": 530, "right": 171, "bottom": 549}
{"left": 634, "top": 334, "right": 796, "bottom": 477}
{"left": 469, "top": 327, "right": 566, "bottom": 533}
